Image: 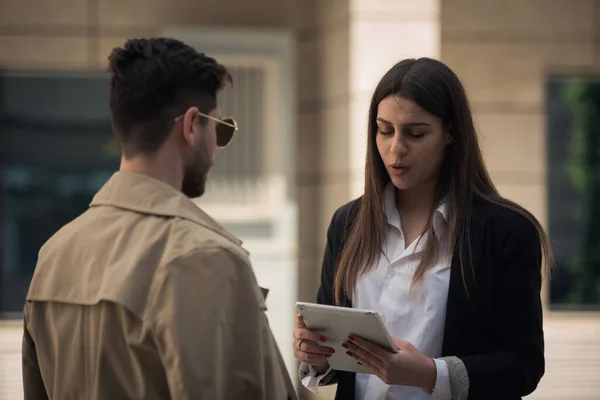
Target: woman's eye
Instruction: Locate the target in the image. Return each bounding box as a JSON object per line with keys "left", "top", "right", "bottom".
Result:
{"left": 378, "top": 129, "right": 394, "bottom": 135}
{"left": 408, "top": 131, "right": 425, "bottom": 139}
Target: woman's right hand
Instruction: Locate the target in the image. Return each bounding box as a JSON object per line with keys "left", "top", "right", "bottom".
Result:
{"left": 293, "top": 313, "right": 335, "bottom": 374}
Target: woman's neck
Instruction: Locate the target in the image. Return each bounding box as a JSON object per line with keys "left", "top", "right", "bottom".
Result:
{"left": 395, "top": 179, "right": 438, "bottom": 217}
{"left": 394, "top": 179, "right": 439, "bottom": 245}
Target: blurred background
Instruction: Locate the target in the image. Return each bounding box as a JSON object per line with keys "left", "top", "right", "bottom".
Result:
{"left": 0, "top": 0, "right": 599, "bottom": 399}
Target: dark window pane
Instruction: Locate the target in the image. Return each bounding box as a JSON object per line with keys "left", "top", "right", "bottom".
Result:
{"left": 0, "top": 72, "right": 118, "bottom": 317}
{"left": 546, "top": 76, "right": 600, "bottom": 310}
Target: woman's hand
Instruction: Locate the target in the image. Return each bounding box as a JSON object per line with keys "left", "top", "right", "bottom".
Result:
{"left": 344, "top": 335, "right": 437, "bottom": 390}
{"left": 293, "top": 314, "right": 335, "bottom": 374}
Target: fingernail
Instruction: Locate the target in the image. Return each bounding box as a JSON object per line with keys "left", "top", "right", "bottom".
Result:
{"left": 357, "top": 362, "right": 362, "bottom": 365}
{"left": 325, "top": 354, "right": 332, "bottom": 358}
{"left": 329, "top": 349, "right": 336, "bottom": 354}
{"left": 348, "top": 335, "right": 355, "bottom": 341}
{"left": 346, "top": 351, "right": 354, "bottom": 357}
{"left": 320, "top": 336, "right": 327, "bottom": 342}
{"left": 342, "top": 343, "right": 349, "bottom": 349}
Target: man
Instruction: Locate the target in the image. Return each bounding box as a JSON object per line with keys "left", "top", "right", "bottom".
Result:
{"left": 22, "top": 37, "right": 296, "bottom": 400}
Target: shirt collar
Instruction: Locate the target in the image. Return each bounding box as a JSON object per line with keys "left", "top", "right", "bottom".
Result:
{"left": 383, "top": 182, "right": 449, "bottom": 239}
{"left": 90, "top": 171, "right": 242, "bottom": 246}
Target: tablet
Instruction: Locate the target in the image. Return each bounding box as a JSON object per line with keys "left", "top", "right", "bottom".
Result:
{"left": 295, "top": 302, "right": 397, "bottom": 375}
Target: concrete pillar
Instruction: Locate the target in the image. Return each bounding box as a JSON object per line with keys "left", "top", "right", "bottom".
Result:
{"left": 347, "top": 0, "right": 442, "bottom": 197}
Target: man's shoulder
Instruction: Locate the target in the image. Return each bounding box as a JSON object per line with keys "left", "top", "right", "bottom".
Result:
{"left": 168, "top": 219, "right": 250, "bottom": 265}
{"left": 161, "top": 220, "right": 254, "bottom": 285}
{"left": 156, "top": 246, "right": 265, "bottom": 310}
{"left": 166, "top": 245, "right": 247, "bottom": 271}
{"left": 37, "top": 207, "right": 99, "bottom": 260}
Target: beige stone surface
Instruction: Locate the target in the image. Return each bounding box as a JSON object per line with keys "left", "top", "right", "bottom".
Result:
{"left": 0, "top": 0, "right": 87, "bottom": 27}
{"left": 97, "top": 0, "right": 297, "bottom": 29}
{"left": 443, "top": 42, "right": 596, "bottom": 107}
{"left": 0, "top": 36, "right": 89, "bottom": 69}
{"left": 318, "top": 179, "right": 352, "bottom": 237}
{"left": 596, "top": 5, "right": 600, "bottom": 65}
{"left": 297, "top": 254, "right": 323, "bottom": 302}
{"left": 495, "top": 182, "right": 546, "bottom": 224}
{"left": 348, "top": 94, "right": 371, "bottom": 198}
{"left": 290, "top": 0, "right": 318, "bottom": 32}
{"left": 350, "top": 0, "right": 440, "bottom": 15}
{"left": 442, "top": 0, "right": 596, "bottom": 37}
{"left": 350, "top": 20, "right": 441, "bottom": 94}
{"left": 97, "top": 37, "right": 128, "bottom": 67}
{"left": 476, "top": 112, "right": 545, "bottom": 175}
{"left": 97, "top": 32, "right": 161, "bottom": 60}
{"left": 297, "top": 111, "right": 322, "bottom": 176}
{"left": 528, "top": 314, "right": 600, "bottom": 399}
{"left": 297, "top": 182, "right": 324, "bottom": 256}
{"left": 314, "top": 0, "right": 350, "bottom": 28}
{"left": 321, "top": 103, "right": 351, "bottom": 176}
{"left": 298, "top": 26, "right": 350, "bottom": 107}
{"left": 319, "top": 27, "right": 351, "bottom": 104}
{"left": 298, "top": 38, "right": 321, "bottom": 105}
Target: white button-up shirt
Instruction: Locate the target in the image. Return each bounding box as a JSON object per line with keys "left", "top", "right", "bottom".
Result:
{"left": 302, "top": 183, "right": 454, "bottom": 399}
{"left": 353, "top": 183, "right": 453, "bottom": 399}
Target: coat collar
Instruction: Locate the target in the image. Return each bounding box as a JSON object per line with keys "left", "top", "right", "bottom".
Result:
{"left": 90, "top": 171, "right": 242, "bottom": 247}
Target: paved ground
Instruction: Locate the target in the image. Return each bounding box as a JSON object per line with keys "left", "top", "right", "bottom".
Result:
{"left": 2, "top": 315, "right": 600, "bottom": 400}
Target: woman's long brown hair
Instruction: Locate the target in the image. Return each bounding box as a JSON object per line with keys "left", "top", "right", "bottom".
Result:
{"left": 333, "top": 58, "right": 554, "bottom": 305}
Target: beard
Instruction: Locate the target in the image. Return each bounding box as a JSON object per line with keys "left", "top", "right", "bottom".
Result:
{"left": 181, "top": 145, "right": 212, "bottom": 199}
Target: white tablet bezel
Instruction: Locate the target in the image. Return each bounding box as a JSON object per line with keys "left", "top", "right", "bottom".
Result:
{"left": 296, "top": 302, "right": 397, "bottom": 375}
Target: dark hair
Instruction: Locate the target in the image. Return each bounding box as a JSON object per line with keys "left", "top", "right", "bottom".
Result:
{"left": 107, "top": 37, "right": 231, "bottom": 156}
{"left": 334, "top": 57, "right": 554, "bottom": 305}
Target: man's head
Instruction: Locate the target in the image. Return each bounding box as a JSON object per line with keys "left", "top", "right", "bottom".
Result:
{"left": 107, "top": 37, "right": 232, "bottom": 198}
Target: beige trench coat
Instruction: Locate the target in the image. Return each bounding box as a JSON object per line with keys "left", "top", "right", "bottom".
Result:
{"left": 22, "top": 171, "right": 297, "bottom": 400}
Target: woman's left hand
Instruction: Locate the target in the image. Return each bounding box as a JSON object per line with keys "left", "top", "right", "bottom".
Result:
{"left": 344, "top": 335, "right": 437, "bottom": 390}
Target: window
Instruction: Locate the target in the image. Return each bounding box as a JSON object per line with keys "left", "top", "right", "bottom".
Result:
{"left": 0, "top": 72, "right": 118, "bottom": 317}
{"left": 201, "top": 65, "right": 267, "bottom": 206}
{"left": 546, "top": 75, "right": 600, "bottom": 310}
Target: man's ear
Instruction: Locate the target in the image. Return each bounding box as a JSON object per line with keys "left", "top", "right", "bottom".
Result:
{"left": 181, "top": 107, "right": 200, "bottom": 146}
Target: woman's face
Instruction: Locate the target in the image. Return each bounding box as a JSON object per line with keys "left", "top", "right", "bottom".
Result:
{"left": 375, "top": 96, "right": 451, "bottom": 192}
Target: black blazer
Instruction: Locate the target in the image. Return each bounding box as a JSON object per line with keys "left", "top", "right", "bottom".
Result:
{"left": 316, "top": 197, "right": 545, "bottom": 400}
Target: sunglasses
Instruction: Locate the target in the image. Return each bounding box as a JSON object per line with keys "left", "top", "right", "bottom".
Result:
{"left": 174, "top": 112, "right": 238, "bottom": 148}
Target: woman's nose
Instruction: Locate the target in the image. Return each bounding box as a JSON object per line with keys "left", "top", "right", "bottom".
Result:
{"left": 389, "top": 133, "right": 407, "bottom": 155}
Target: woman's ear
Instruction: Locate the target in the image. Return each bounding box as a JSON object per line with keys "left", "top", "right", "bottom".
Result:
{"left": 445, "top": 124, "right": 453, "bottom": 145}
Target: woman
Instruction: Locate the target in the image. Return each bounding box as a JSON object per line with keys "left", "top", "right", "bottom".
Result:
{"left": 293, "top": 58, "right": 552, "bottom": 400}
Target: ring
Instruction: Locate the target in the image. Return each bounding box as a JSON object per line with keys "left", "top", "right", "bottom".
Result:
{"left": 297, "top": 339, "right": 305, "bottom": 351}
